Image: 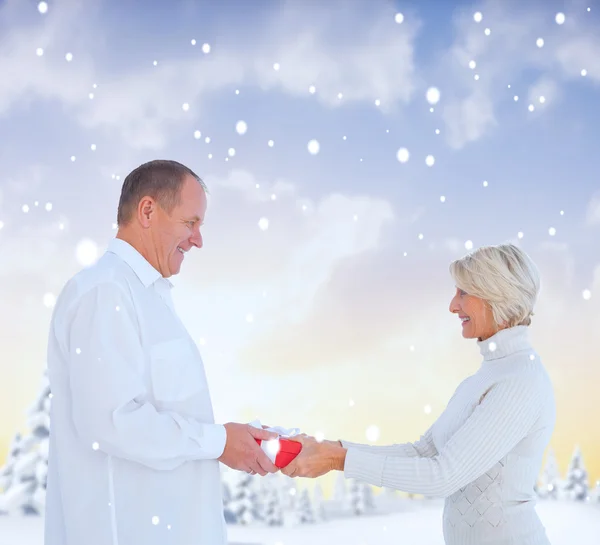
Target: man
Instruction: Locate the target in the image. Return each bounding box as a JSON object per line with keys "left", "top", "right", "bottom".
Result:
{"left": 44, "top": 160, "right": 278, "bottom": 545}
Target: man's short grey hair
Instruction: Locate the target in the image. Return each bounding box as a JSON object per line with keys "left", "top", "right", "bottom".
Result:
{"left": 449, "top": 243, "right": 541, "bottom": 328}
{"left": 116, "top": 159, "right": 208, "bottom": 227}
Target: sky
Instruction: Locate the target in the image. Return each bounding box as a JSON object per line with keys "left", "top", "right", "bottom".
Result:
{"left": 0, "top": 0, "right": 599, "bottom": 497}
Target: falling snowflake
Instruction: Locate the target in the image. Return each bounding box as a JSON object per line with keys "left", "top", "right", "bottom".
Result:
{"left": 235, "top": 120, "right": 247, "bottom": 135}
{"left": 202, "top": 43, "right": 211, "bottom": 54}
{"left": 555, "top": 12, "right": 565, "bottom": 25}
{"left": 76, "top": 238, "right": 99, "bottom": 267}
{"left": 426, "top": 87, "right": 440, "bottom": 105}
{"left": 38, "top": 2, "right": 48, "bottom": 14}
{"left": 473, "top": 12, "right": 483, "bottom": 23}
{"left": 536, "top": 38, "right": 544, "bottom": 48}
{"left": 425, "top": 155, "right": 435, "bottom": 166}
{"left": 366, "top": 425, "right": 380, "bottom": 442}
{"left": 43, "top": 293, "right": 56, "bottom": 308}
{"left": 396, "top": 148, "right": 410, "bottom": 163}
{"left": 395, "top": 13, "right": 404, "bottom": 24}
{"left": 258, "top": 217, "right": 269, "bottom": 231}
{"left": 465, "top": 240, "right": 473, "bottom": 250}
{"left": 36, "top": 48, "right": 44, "bottom": 56}
{"left": 582, "top": 289, "right": 591, "bottom": 300}
{"left": 307, "top": 139, "right": 320, "bottom": 155}
{"left": 65, "top": 52, "right": 73, "bottom": 62}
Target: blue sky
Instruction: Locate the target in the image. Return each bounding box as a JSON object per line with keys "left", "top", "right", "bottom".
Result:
{"left": 0, "top": 0, "right": 599, "bottom": 489}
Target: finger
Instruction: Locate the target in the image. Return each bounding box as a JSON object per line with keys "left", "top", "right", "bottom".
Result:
{"left": 249, "top": 463, "right": 267, "bottom": 477}
{"left": 255, "top": 451, "right": 279, "bottom": 474}
{"left": 248, "top": 425, "right": 279, "bottom": 441}
{"left": 280, "top": 463, "right": 294, "bottom": 477}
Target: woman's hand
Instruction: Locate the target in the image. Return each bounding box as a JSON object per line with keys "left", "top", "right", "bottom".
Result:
{"left": 280, "top": 434, "right": 347, "bottom": 479}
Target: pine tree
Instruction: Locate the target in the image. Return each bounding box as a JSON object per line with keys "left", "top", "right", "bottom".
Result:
{"left": 562, "top": 445, "right": 589, "bottom": 501}
{"left": 262, "top": 485, "right": 284, "bottom": 526}
{"left": 349, "top": 479, "right": 366, "bottom": 515}
{"left": 0, "top": 370, "right": 51, "bottom": 515}
{"left": 333, "top": 472, "right": 349, "bottom": 513}
{"left": 591, "top": 480, "right": 600, "bottom": 503}
{"left": 296, "top": 488, "right": 315, "bottom": 524}
{"left": 363, "top": 482, "right": 375, "bottom": 511}
{"left": 222, "top": 479, "right": 237, "bottom": 524}
{"left": 228, "top": 473, "right": 258, "bottom": 524}
{"left": 312, "top": 482, "right": 327, "bottom": 521}
{"left": 537, "top": 447, "right": 561, "bottom": 499}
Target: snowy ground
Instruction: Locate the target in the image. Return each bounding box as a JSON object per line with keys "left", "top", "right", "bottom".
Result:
{"left": 1, "top": 499, "right": 598, "bottom": 544}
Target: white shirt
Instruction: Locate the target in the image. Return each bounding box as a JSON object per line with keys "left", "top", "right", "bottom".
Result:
{"left": 44, "top": 237, "right": 229, "bottom": 545}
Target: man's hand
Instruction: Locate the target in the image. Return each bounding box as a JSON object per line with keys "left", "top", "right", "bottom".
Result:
{"left": 217, "top": 423, "right": 279, "bottom": 476}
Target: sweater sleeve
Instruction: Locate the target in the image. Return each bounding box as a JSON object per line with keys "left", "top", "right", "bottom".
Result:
{"left": 343, "top": 374, "right": 542, "bottom": 498}
{"left": 340, "top": 426, "right": 438, "bottom": 458}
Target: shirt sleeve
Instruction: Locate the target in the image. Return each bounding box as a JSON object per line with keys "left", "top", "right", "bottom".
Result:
{"left": 64, "top": 281, "right": 227, "bottom": 471}
{"left": 340, "top": 426, "right": 438, "bottom": 458}
{"left": 343, "top": 374, "right": 542, "bottom": 498}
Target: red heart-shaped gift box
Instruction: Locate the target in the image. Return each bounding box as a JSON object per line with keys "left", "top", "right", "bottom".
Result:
{"left": 255, "top": 437, "right": 302, "bottom": 468}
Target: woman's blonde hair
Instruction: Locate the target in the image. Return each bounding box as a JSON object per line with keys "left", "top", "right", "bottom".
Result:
{"left": 449, "top": 243, "right": 541, "bottom": 328}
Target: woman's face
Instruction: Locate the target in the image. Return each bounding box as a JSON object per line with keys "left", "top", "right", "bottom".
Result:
{"left": 449, "top": 287, "right": 501, "bottom": 341}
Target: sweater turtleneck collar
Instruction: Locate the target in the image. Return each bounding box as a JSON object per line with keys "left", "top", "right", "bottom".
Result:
{"left": 477, "top": 325, "right": 532, "bottom": 362}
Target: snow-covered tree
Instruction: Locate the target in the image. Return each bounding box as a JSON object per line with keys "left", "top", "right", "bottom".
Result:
{"left": 0, "top": 370, "right": 51, "bottom": 515}
{"left": 332, "top": 472, "right": 350, "bottom": 511}
{"left": 296, "top": 488, "right": 315, "bottom": 524}
{"left": 537, "top": 447, "right": 561, "bottom": 500}
{"left": 349, "top": 479, "right": 366, "bottom": 515}
{"left": 312, "top": 482, "right": 327, "bottom": 521}
{"left": 262, "top": 485, "right": 283, "bottom": 526}
{"left": 563, "top": 445, "right": 589, "bottom": 501}
{"left": 227, "top": 473, "right": 258, "bottom": 524}
{"left": 363, "top": 482, "right": 375, "bottom": 511}
{"left": 0, "top": 433, "right": 24, "bottom": 493}
{"left": 222, "top": 479, "right": 237, "bottom": 524}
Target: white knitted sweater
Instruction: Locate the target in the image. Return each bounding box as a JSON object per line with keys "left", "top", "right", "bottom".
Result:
{"left": 341, "top": 325, "right": 556, "bottom": 545}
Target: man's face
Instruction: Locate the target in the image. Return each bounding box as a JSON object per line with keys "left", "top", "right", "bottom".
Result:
{"left": 151, "top": 175, "right": 207, "bottom": 278}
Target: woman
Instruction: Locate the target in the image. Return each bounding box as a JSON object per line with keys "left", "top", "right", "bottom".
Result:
{"left": 283, "top": 243, "right": 556, "bottom": 545}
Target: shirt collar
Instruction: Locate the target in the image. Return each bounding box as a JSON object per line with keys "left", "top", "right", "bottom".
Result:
{"left": 106, "top": 238, "right": 173, "bottom": 289}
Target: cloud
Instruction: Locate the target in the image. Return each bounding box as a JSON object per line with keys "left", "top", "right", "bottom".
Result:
{"left": 586, "top": 192, "right": 600, "bottom": 226}
{"left": 442, "top": 88, "right": 496, "bottom": 149}
{"left": 438, "top": 0, "right": 600, "bottom": 149}
{"left": 0, "top": 0, "right": 420, "bottom": 149}
{"left": 0, "top": 0, "right": 98, "bottom": 116}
